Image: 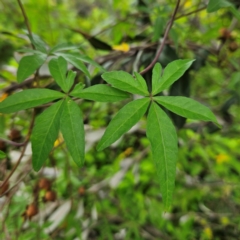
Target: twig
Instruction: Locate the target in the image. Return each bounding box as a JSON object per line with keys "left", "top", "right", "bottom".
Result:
{"left": 140, "top": 0, "right": 181, "bottom": 75}
{"left": 16, "top": 0, "right": 33, "bottom": 39}
{"left": 175, "top": 5, "right": 206, "bottom": 20}
{"left": 0, "top": 138, "right": 25, "bottom": 147}
{"left": 0, "top": 110, "right": 36, "bottom": 193}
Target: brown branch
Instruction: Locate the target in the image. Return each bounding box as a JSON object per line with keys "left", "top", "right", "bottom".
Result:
{"left": 140, "top": 0, "right": 181, "bottom": 75}
{"left": 16, "top": 0, "right": 35, "bottom": 49}
{"left": 175, "top": 5, "right": 207, "bottom": 20}
{"left": 0, "top": 110, "right": 36, "bottom": 193}
{"left": 0, "top": 138, "right": 25, "bottom": 147}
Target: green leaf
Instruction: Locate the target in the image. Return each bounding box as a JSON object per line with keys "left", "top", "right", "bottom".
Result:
{"left": 0, "top": 150, "right": 6, "bottom": 159}
{"left": 97, "top": 98, "right": 150, "bottom": 151}
{"left": 29, "top": 34, "right": 47, "bottom": 53}
{"left": 17, "top": 54, "right": 46, "bottom": 83}
{"left": 55, "top": 52, "right": 106, "bottom": 72}
{"left": 207, "top": 0, "right": 233, "bottom": 12}
{"left": 70, "top": 82, "right": 85, "bottom": 94}
{"left": 53, "top": 53, "right": 90, "bottom": 78}
{"left": 17, "top": 49, "right": 44, "bottom": 54}
{"left": 31, "top": 100, "right": 64, "bottom": 171}
{"left": 229, "top": 6, "right": 240, "bottom": 21}
{"left": 153, "top": 59, "right": 195, "bottom": 95}
{"left": 102, "top": 71, "right": 148, "bottom": 96}
{"left": 49, "top": 43, "right": 82, "bottom": 54}
{"left": 0, "top": 89, "right": 65, "bottom": 113}
{"left": 152, "top": 62, "right": 162, "bottom": 94}
{"left": 49, "top": 57, "right": 70, "bottom": 92}
{"left": 154, "top": 96, "right": 220, "bottom": 127}
{"left": 66, "top": 70, "right": 77, "bottom": 92}
{"left": 60, "top": 98, "right": 85, "bottom": 167}
{"left": 134, "top": 72, "right": 149, "bottom": 95}
{"left": 70, "top": 84, "right": 130, "bottom": 102}
{"left": 146, "top": 102, "right": 178, "bottom": 210}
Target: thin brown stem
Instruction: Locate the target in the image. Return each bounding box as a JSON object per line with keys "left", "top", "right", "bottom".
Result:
{"left": 140, "top": 0, "right": 181, "bottom": 75}
{"left": 0, "top": 110, "right": 36, "bottom": 193}
{"left": 0, "top": 138, "right": 25, "bottom": 147}
{"left": 16, "top": 0, "right": 35, "bottom": 49}
{"left": 175, "top": 5, "right": 206, "bottom": 20}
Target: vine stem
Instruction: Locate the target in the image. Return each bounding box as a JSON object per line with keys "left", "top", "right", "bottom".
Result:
{"left": 140, "top": 0, "right": 181, "bottom": 75}
{"left": 0, "top": 110, "right": 36, "bottom": 194}
{"left": 16, "top": 0, "right": 35, "bottom": 49}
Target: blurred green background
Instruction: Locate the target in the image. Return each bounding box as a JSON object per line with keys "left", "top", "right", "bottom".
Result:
{"left": 0, "top": 0, "right": 240, "bottom": 239}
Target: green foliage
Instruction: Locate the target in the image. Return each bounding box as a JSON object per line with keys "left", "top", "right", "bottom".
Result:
{"left": 102, "top": 71, "right": 149, "bottom": 95}
{"left": 152, "top": 59, "right": 195, "bottom": 95}
{"left": 0, "top": 89, "right": 64, "bottom": 113}
{"left": 2, "top": 0, "right": 239, "bottom": 237}
{"left": 60, "top": 98, "right": 85, "bottom": 167}
{"left": 17, "top": 53, "right": 46, "bottom": 82}
{"left": 53, "top": 53, "right": 90, "bottom": 78}
{"left": 0, "top": 52, "right": 219, "bottom": 209}
{"left": 49, "top": 57, "right": 70, "bottom": 93}
{"left": 55, "top": 52, "right": 105, "bottom": 72}
{"left": 147, "top": 102, "right": 178, "bottom": 210}
{"left": 207, "top": 0, "right": 233, "bottom": 12}
{"left": 0, "top": 150, "right": 6, "bottom": 159}
{"left": 70, "top": 84, "right": 130, "bottom": 102}
{"left": 29, "top": 33, "right": 48, "bottom": 53}
{"left": 154, "top": 96, "right": 219, "bottom": 126}
{"left": 97, "top": 98, "right": 150, "bottom": 151}
{"left": 31, "top": 100, "right": 64, "bottom": 171}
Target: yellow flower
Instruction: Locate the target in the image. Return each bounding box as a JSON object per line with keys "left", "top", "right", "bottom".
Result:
{"left": 215, "top": 153, "right": 230, "bottom": 164}
{"left": 112, "top": 43, "right": 130, "bottom": 52}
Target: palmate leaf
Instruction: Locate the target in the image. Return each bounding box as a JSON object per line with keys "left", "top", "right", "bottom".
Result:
{"left": 49, "top": 43, "right": 83, "bottom": 54}
{"left": 31, "top": 100, "right": 64, "bottom": 171}
{"left": 207, "top": 0, "right": 232, "bottom": 12}
{"left": 29, "top": 34, "right": 48, "bottom": 53}
{"left": 60, "top": 98, "right": 85, "bottom": 167}
{"left": 152, "top": 62, "right": 162, "bottom": 94}
{"left": 154, "top": 96, "right": 220, "bottom": 127}
{"left": 152, "top": 59, "right": 195, "bottom": 95}
{"left": 17, "top": 53, "right": 46, "bottom": 83}
{"left": 66, "top": 70, "right": 77, "bottom": 92}
{"left": 49, "top": 57, "right": 69, "bottom": 93}
{"left": 55, "top": 52, "right": 106, "bottom": 72}
{"left": 147, "top": 102, "right": 178, "bottom": 210}
{"left": 0, "top": 89, "right": 65, "bottom": 113}
{"left": 70, "top": 84, "right": 130, "bottom": 102}
{"left": 54, "top": 53, "right": 90, "bottom": 78}
{"left": 102, "top": 71, "right": 148, "bottom": 96}
{"left": 70, "top": 82, "right": 85, "bottom": 93}
{"left": 97, "top": 98, "right": 150, "bottom": 151}
{"left": 134, "top": 72, "right": 149, "bottom": 94}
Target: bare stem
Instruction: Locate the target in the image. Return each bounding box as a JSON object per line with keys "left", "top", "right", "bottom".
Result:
{"left": 16, "top": 0, "right": 35, "bottom": 49}
{"left": 140, "top": 0, "right": 181, "bottom": 75}
{"left": 0, "top": 110, "right": 36, "bottom": 193}
{"left": 0, "top": 138, "right": 25, "bottom": 147}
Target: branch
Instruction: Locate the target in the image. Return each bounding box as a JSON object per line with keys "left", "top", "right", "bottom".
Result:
{"left": 140, "top": 0, "right": 181, "bottom": 75}
{"left": 0, "top": 138, "right": 25, "bottom": 147}
{"left": 16, "top": 0, "right": 35, "bottom": 49}
{"left": 175, "top": 5, "right": 206, "bottom": 20}
{"left": 0, "top": 110, "right": 36, "bottom": 193}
